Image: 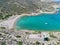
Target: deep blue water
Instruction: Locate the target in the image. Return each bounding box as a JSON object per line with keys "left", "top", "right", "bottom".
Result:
{"left": 16, "top": 8, "right": 60, "bottom": 31}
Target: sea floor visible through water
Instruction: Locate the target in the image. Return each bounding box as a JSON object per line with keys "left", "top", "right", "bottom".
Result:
{"left": 16, "top": 8, "right": 60, "bottom": 31}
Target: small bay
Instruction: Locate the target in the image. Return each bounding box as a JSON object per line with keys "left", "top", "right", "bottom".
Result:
{"left": 16, "top": 8, "right": 60, "bottom": 31}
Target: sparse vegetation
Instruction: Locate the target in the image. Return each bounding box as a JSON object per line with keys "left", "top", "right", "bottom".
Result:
{"left": 0, "top": 13, "right": 12, "bottom": 20}
{"left": 18, "top": 41, "right": 22, "bottom": 45}
{"left": 0, "top": 27, "right": 6, "bottom": 29}
{"left": 16, "top": 35, "right": 21, "bottom": 38}
{"left": 50, "top": 34, "right": 57, "bottom": 38}
{"left": 1, "top": 42, "right": 6, "bottom": 45}
{"left": 36, "top": 41, "right": 40, "bottom": 45}
{"left": 57, "top": 42, "right": 60, "bottom": 44}
{"left": 0, "top": 0, "right": 57, "bottom": 20}
{"left": 25, "top": 32, "right": 30, "bottom": 34}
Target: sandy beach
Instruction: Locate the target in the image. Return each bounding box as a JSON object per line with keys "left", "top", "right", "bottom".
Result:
{"left": 0, "top": 13, "right": 38, "bottom": 29}
{"left": 0, "top": 15, "right": 23, "bottom": 29}
{"left": 0, "top": 9, "right": 56, "bottom": 29}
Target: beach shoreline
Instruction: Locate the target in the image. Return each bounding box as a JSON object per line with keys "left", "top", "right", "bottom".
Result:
{"left": 0, "top": 9, "right": 57, "bottom": 30}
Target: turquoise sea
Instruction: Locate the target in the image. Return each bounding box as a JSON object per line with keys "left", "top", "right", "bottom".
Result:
{"left": 16, "top": 8, "right": 60, "bottom": 31}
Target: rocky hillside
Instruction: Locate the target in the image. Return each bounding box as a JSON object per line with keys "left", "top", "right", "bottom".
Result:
{"left": 0, "top": 0, "right": 57, "bottom": 15}
{"left": 0, "top": 0, "right": 59, "bottom": 20}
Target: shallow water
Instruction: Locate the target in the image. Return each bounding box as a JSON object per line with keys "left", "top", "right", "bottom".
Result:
{"left": 16, "top": 8, "right": 60, "bottom": 31}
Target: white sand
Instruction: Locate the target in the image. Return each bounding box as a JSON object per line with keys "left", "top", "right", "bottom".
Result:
{"left": 0, "top": 13, "right": 38, "bottom": 29}
{"left": 0, "top": 9, "right": 56, "bottom": 29}
{"left": 0, "top": 15, "right": 23, "bottom": 29}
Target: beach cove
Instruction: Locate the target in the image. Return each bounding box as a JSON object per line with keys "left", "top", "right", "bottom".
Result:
{"left": 0, "top": 8, "right": 60, "bottom": 31}
{"left": 16, "top": 8, "right": 60, "bottom": 31}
